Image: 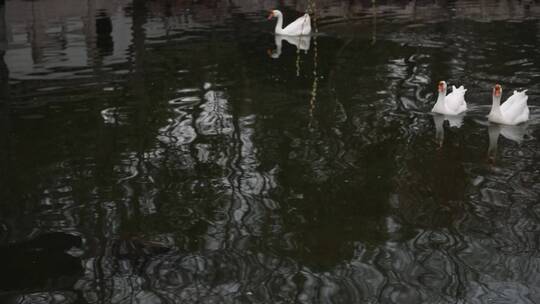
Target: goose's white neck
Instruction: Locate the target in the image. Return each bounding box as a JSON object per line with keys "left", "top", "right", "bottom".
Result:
{"left": 490, "top": 95, "right": 502, "bottom": 117}
{"left": 433, "top": 89, "right": 446, "bottom": 111}
{"left": 437, "top": 90, "right": 446, "bottom": 103}
{"left": 274, "top": 12, "right": 284, "bottom": 34}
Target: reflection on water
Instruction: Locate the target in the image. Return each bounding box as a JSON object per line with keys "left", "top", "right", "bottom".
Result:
{"left": 0, "top": 1, "right": 7, "bottom": 101}
{"left": 2, "top": 0, "right": 540, "bottom": 303}
{"left": 487, "top": 122, "right": 529, "bottom": 162}
{"left": 268, "top": 35, "right": 311, "bottom": 59}
{"left": 433, "top": 113, "right": 465, "bottom": 147}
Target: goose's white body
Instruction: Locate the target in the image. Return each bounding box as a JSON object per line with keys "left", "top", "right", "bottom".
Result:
{"left": 432, "top": 82, "right": 468, "bottom": 115}
{"left": 488, "top": 88, "right": 529, "bottom": 125}
{"left": 269, "top": 10, "right": 311, "bottom": 36}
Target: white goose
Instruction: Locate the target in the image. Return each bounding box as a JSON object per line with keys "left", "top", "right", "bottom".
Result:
{"left": 268, "top": 10, "right": 311, "bottom": 36}
{"left": 432, "top": 81, "right": 468, "bottom": 115}
{"left": 488, "top": 84, "right": 529, "bottom": 125}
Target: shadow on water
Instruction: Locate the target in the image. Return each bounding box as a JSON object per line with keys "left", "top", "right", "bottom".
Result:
{"left": 1, "top": 0, "right": 540, "bottom": 303}
{"left": 0, "top": 233, "right": 83, "bottom": 294}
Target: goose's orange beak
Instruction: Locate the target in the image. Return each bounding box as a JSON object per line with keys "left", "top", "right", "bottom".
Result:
{"left": 267, "top": 11, "right": 274, "bottom": 20}
{"left": 494, "top": 84, "right": 502, "bottom": 97}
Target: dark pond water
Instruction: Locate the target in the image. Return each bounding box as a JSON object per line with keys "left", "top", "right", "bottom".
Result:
{"left": 1, "top": 0, "right": 540, "bottom": 303}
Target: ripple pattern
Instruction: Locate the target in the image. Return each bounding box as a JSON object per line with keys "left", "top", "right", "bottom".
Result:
{"left": 2, "top": 0, "right": 540, "bottom": 303}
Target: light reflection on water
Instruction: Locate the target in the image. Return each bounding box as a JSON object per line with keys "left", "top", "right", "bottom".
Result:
{"left": 1, "top": 0, "right": 540, "bottom": 303}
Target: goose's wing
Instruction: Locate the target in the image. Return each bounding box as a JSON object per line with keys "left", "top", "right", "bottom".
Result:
{"left": 500, "top": 90, "right": 528, "bottom": 112}
{"left": 501, "top": 90, "right": 528, "bottom": 123}
{"left": 445, "top": 87, "right": 467, "bottom": 114}
{"left": 282, "top": 14, "right": 311, "bottom": 35}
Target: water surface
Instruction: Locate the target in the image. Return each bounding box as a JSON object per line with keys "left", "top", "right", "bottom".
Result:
{"left": 1, "top": 0, "right": 540, "bottom": 303}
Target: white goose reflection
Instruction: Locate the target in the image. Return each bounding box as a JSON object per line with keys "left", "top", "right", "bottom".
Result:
{"left": 487, "top": 122, "right": 528, "bottom": 161}
{"left": 196, "top": 87, "right": 234, "bottom": 136}
{"left": 158, "top": 111, "right": 197, "bottom": 146}
{"left": 432, "top": 114, "right": 464, "bottom": 147}
{"left": 268, "top": 35, "right": 311, "bottom": 59}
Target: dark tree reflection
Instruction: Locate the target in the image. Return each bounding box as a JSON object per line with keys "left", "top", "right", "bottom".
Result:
{"left": 96, "top": 11, "right": 114, "bottom": 57}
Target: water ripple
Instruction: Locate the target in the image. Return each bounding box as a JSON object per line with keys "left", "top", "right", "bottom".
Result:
{"left": 3, "top": 0, "right": 540, "bottom": 303}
